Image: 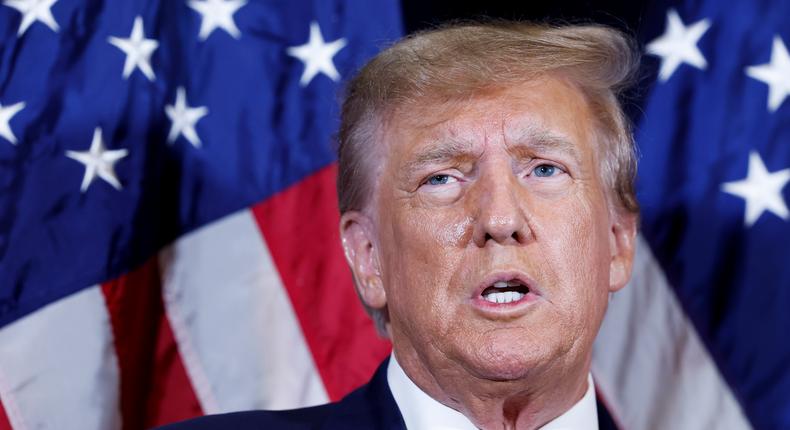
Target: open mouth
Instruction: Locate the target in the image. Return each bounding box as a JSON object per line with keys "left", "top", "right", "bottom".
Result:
{"left": 480, "top": 280, "right": 530, "bottom": 304}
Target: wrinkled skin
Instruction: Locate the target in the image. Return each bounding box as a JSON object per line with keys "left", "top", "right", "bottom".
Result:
{"left": 340, "top": 76, "right": 636, "bottom": 430}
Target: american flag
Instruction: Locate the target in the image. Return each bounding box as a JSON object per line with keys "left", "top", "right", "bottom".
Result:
{"left": 0, "top": 0, "right": 398, "bottom": 428}
{"left": 0, "top": 0, "right": 784, "bottom": 429}
{"left": 593, "top": 2, "right": 788, "bottom": 429}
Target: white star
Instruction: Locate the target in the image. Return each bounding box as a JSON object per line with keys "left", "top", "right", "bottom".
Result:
{"left": 745, "top": 36, "right": 790, "bottom": 112}
{"left": 165, "top": 87, "right": 208, "bottom": 148}
{"left": 66, "top": 128, "right": 129, "bottom": 192}
{"left": 108, "top": 16, "right": 159, "bottom": 81}
{"left": 286, "top": 21, "right": 347, "bottom": 86}
{"left": 0, "top": 101, "right": 25, "bottom": 145}
{"left": 646, "top": 9, "right": 710, "bottom": 82}
{"left": 188, "top": 0, "right": 247, "bottom": 40}
{"left": 3, "top": 0, "right": 59, "bottom": 36}
{"left": 722, "top": 151, "right": 790, "bottom": 227}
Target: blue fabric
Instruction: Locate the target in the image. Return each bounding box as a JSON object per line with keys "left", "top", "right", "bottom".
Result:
{"left": 638, "top": 1, "right": 790, "bottom": 428}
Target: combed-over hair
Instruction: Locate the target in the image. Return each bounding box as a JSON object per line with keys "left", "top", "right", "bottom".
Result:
{"left": 337, "top": 21, "right": 641, "bottom": 333}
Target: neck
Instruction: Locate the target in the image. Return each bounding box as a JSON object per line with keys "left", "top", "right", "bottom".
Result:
{"left": 392, "top": 345, "right": 591, "bottom": 430}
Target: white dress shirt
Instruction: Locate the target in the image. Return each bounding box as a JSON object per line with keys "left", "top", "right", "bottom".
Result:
{"left": 387, "top": 354, "right": 598, "bottom": 430}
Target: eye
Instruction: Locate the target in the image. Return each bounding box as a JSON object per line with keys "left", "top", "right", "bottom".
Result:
{"left": 532, "top": 164, "right": 560, "bottom": 178}
{"left": 424, "top": 174, "right": 457, "bottom": 186}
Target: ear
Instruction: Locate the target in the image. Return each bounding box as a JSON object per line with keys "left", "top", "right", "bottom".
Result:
{"left": 340, "top": 211, "right": 387, "bottom": 310}
{"left": 608, "top": 212, "right": 637, "bottom": 292}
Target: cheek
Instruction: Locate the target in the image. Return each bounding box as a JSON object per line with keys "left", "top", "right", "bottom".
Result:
{"left": 540, "top": 193, "right": 611, "bottom": 317}
{"left": 380, "top": 208, "right": 472, "bottom": 327}
{"left": 392, "top": 210, "right": 471, "bottom": 287}
{"left": 387, "top": 205, "right": 471, "bottom": 268}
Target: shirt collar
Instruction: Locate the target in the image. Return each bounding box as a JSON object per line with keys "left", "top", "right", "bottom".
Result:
{"left": 386, "top": 353, "right": 599, "bottom": 430}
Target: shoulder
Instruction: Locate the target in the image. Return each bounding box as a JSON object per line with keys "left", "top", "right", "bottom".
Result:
{"left": 157, "top": 404, "right": 335, "bottom": 430}
{"left": 157, "top": 359, "right": 405, "bottom": 430}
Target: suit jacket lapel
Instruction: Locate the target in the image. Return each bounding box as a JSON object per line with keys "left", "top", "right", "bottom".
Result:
{"left": 322, "top": 357, "right": 407, "bottom": 430}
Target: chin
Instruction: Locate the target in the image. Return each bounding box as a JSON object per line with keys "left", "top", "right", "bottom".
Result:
{"left": 460, "top": 333, "right": 556, "bottom": 382}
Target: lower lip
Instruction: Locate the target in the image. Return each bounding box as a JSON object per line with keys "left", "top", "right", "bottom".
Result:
{"left": 470, "top": 292, "right": 542, "bottom": 315}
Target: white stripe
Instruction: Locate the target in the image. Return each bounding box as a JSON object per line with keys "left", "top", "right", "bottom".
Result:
{"left": 593, "top": 235, "right": 751, "bottom": 429}
{"left": 160, "top": 208, "right": 329, "bottom": 414}
{"left": 0, "top": 286, "right": 121, "bottom": 430}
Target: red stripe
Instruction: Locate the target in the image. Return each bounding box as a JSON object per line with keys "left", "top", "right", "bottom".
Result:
{"left": 252, "top": 164, "right": 391, "bottom": 401}
{"left": 102, "top": 258, "right": 203, "bottom": 429}
{"left": 144, "top": 304, "right": 204, "bottom": 427}
{"left": 0, "top": 395, "right": 11, "bottom": 430}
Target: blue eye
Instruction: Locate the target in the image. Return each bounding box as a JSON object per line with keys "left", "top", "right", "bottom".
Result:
{"left": 533, "top": 165, "right": 557, "bottom": 177}
{"left": 426, "top": 174, "right": 450, "bottom": 185}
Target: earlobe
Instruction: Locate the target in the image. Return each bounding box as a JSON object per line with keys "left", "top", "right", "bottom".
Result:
{"left": 340, "top": 211, "right": 388, "bottom": 309}
{"left": 608, "top": 212, "right": 637, "bottom": 292}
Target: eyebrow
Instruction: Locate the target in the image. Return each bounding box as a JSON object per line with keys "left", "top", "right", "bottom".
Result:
{"left": 403, "top": 138, "right": 479, "bottom": 179}
{"left": 505, "top": 126, "right": 581, "bottom": 164}
{"left": 402, "top": 126, "right": 581, "bottom": 180}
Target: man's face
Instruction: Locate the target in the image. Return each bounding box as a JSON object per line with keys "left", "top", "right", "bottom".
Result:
{"left": 345, "top": 76, "right": 635, "bottom": 383}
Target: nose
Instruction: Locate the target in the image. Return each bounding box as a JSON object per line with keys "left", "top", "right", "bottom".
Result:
{"left": 471, "top": 171, "right": 532, "bottom": 247}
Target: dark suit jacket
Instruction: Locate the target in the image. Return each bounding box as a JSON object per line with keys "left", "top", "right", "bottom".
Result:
{"left": 158, "top": 359, "right": 406, "bottom": 430}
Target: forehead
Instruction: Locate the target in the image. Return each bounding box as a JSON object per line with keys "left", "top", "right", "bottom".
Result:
{"left": 379, "top": 76, "right": 598, "bottom": 163}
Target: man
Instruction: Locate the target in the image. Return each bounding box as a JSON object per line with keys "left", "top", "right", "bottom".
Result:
{"left": 165, "top": 20, "right": 639, "bottom": 430}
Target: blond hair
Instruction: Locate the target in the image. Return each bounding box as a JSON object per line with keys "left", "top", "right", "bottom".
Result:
{"left": 337, "top": 21, "right": 641, "bottom": 332}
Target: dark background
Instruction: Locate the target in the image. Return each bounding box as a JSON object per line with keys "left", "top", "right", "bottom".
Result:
{"left": 402, "top": 1, "right": 650, "bottom": 34}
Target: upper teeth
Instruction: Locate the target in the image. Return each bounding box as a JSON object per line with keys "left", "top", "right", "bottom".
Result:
{"left": 484, "top": 290, "right": 525, "bottom": 304}
{"left": 493, "top": 280, "right": 523, "bottom": 288}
